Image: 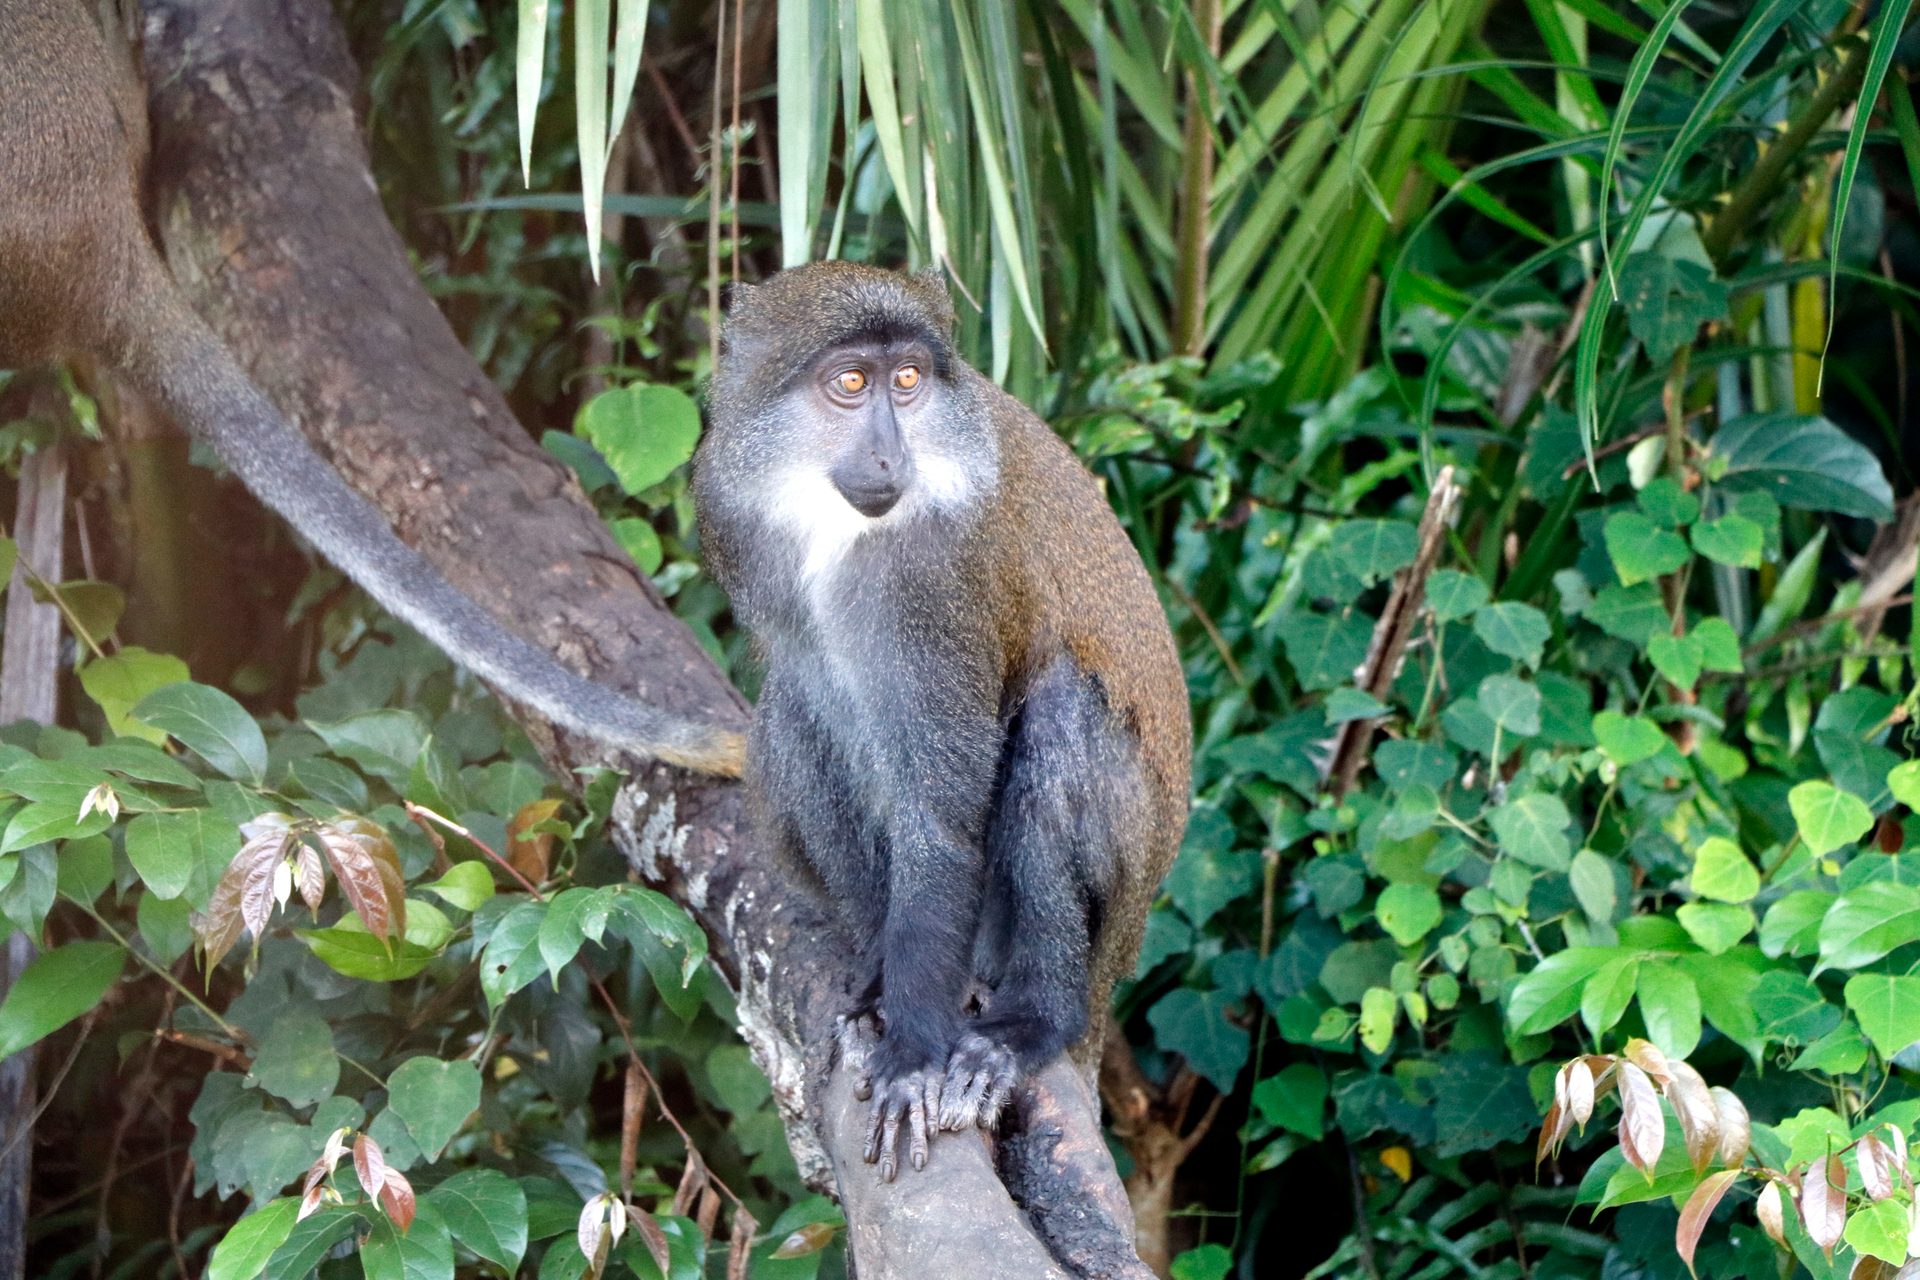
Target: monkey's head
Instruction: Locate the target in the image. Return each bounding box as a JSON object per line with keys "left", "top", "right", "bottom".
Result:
{"left": 702, "top": 263, "right": 996, "bottom": 574}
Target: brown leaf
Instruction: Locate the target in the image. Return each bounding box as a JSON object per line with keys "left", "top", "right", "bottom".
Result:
{"left": 770, "top": 1222, "right": 837, "bottom": 1260}
{"left": 297, "top": 1183, "right": 328, "bottom": 1222}
{"left": 1852, "top": 1256, "right": 1901, "bottom": 1280}
{"left": 1756, "top": 1178, "right": 1790, "bottom": 1250}
{"left": 509, "top": 797, "right": 564, "bottom": 884}
{"left": 1617, "top": 1062, "right": 1665, "bottom": 1176}
{"left": 1879, "top": 814, "right": 1904, "bottom": 854}
{"left": 1800, "top": 1154, "right": 1846, "bottom": 1255}
{"left": 672, "top": 1157, "right": 706, "bottom": 1219}
{"left": 195, "top": 820, "right": 293, "bottom": 969}
{"left": 625, "top": 1203, "right": 672, "bottom": 1276}
{"left": 1861, "top": 1132, "right": 1898, "bottom": 1201}
{"left": 696, "top": 1185, "right": 721, "bottom": 1242}
{"left": 295, "top": 842, "right": 326, "bottom": 914}
{"left": 378, "top": 1168, "right": 416, "bottom": 1233}
{"left": 728, "top": 1206, "right": 757, "bottom": 1280}
{"left": 321, "top": 817, "right": 406, "bottom": 941}
{"left": 1676, "top": 1169, "right": 1742, "bottom": 1278}
{"left": 620, "top": 1059, "right": 648, "bottom": 1200}
{"left": 1536, "top": 1099, "right": 1569, "bottom": 1171}
{"left": 1709, "top": 1087, "right": 1750, "bottom": 1168}
{"left": 1663, "top": 1062, "right": 1720, "bottom": 1174}
{"left": 353, "top": 1132, "right": 388, "bottom": 1204}
{"left": 1623, "top": 1038, "right": 1672, "bottom": 1087}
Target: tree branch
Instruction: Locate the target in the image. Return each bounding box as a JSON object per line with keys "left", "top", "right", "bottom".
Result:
{"left": 134, "top": 0, "right": 1147, "bottom": 1273}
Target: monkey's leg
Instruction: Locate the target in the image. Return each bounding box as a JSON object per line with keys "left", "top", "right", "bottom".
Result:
{"left": 942, "top": 658, "right": 1142, "bottom": 1130}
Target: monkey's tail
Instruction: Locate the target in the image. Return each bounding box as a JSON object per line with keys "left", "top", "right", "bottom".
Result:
{"left": 116, "top": 274, "right": 746, "bottom": 777}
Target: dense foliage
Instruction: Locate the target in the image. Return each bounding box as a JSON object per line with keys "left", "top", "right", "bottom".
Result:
{"left": 3, "top": 1, "right": 1918, "bottom": 1278}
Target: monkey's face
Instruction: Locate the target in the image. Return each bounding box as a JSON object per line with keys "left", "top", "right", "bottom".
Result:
{"left": 808, "top": 339, "right": 936, "bottom": 517}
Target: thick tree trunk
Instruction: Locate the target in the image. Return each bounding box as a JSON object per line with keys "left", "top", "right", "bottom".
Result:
{"left": 135, "top": 1, "right": 1150, "bottom": 1274}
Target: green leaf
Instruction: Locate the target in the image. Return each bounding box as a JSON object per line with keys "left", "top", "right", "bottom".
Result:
{"left": 1250, "top": 1064, "right": 1326, "bottom": 1141}
{"left": 1750, "top": 970, "right": 1841, "bottom": 1046}
{"left": 1713, "top": 414, "right": 1894, "bottom": 520}
{"left": 1636, "top": 477, "right": 1699, "bottom": 527}
{"left": 1147, "top": 988, "right": 1249, "bottom": 1091}
{"left": 1375, "top": 884, "right": 1442, "bottom": 946}
{"left": 1635, "top": 962, "right": 1702, "bottom": 1058}
{"left": 1324, "top": 688, "right": 1389, "bottom": 725}
{"left": 608, "top": 517, "right": 663, "bottom": 574}
{"left": 1690, "top": 837, "right": 1759, "bottom": 904}
{"left": 1580, "top": 954, "right": 1638, "bottom": 1036}
{"left": 1889, "top": 760, "right": 1920, "bottom": 810}
{"left": 1603, "top": 512, "right": 1690, "bottom": 586}
{"left": 1845, "top": 1198, "right": 1909, "bottom": 1265}
{"left": 426, "top": 1169, "right": 529, "bottom": 1273}
{"left": 133, "top": 683, "right": 268, "bottom": 785}
{"left": 1794, "top": 1022, "right": 1869, "bottom": 1074}
{"left": 1616, "top": 254, "right": 1727, "bottom": 363}
{"left": 1426, "top": 570, "right": 1488, "bottom": 623}
{"left": 1844, "top": 973, "right": 1920, "bottom": 1058}
{"left": 125, "top": 810, "right": 236, "bottom": 904}
{"left": 1490, "top": 793, "right": 1572, "bottom": 871}
{"left": 299, "top": 921, "right": 441, "bottom": 982}
{"left": 248, "top": 1010, "right": 337, "bottom": 1109}
{"left": 1170, "top": 1245, "right": 1233, "bottom": 1280}
{"left": 360, "top": 1203, "right": 453, "bottom": 1280}
{"left": 1592, "top": 712, "right": 1666, "bottom": 767}
{"left": 1789, "top": 780, "right": 1874, "bottom": 856}
{"left": 1692, "top": 618, "right": 1742, "bottom": 673}
{"left": 387, "top": 1057, "right": 481, "bottom": 1159}
{"left": 606, "top": 886, "right": 707, "bottom": 985}
{"left": 1472, "top": 602, "right": 1552, "bottom": 669}
{"left": 1358, "top": 986, "right": 1396, "bottom": 1054}
{"left": 78, "top": 647, "right": 190, "bottom": 744}
{"left": 481, "top": 900, "right": 548, "bottom": 1010}
{"left": 1477, "top": 675, "right": 1541, "bottom": 737}
{"left": 0, "top": 801, "right": 110, "bottom": 854}
{"left": 421, "top": 861, "right": 495, "bottom": 913}
{"left": 1570, "top": 849, "right": 1618, "bottom": 923}
{"left": 1817, "top": 881, "right": 1920, "bottom": 972}
{"left": 1509, "top": 947, "right": 1624, "bottom": 1035}
{"left": 0, "top": 941, "right": 122, "bottom": 1060}
{"left": 1586, "top": 584, "right": 1668, "bottom": 645}
{"left": 207, "top": 1198, "right": 300, "bottom": 1280}
{"left": 1689, "top": 515, "right": 1763, "bottom": 569}
{"left": 1675, "top": 902, "right": 1752, "bottom": 955}
{"left": 1647, "top": 634, "right": 1703, "bottom": 690}
{"left": 1330, "top": 520, "right": 1419, "bottom": 585}
{"left": 307, "top": 710, "right": 427, "bottom": 786}
{"left": 1279, "top": 609, "right": 1374, "bottom": 692}
{"left": 575, "top": 383, "right": 702, "bottom": 496}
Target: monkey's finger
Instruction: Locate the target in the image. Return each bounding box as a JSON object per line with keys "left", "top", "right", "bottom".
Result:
{"left": 908, "top": 1091, "right": 932, "bottom": 1172}
{"left": 980, "top": 1062, "right": 1019, "bottom": 1127}
{"left": 878, "top": 1101, "right": 904, "bottom": 1182}
{"left": 938, "top": 1062, "right": 977, "bottom": 1131}
{"left": 863, "top": 1100, "right": 887, "bottom": 1165}
{"left": 853, "top": 1070, "right": 874, "bottom": 1102}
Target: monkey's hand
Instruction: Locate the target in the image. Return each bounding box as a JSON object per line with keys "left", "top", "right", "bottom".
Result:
{"left": 938, "top": 1031, "right": 1020, "bottom": 1131}
{"left": 861, "top": 1065, "right": 943, "bottom": 1181}
{"left": 832, "top": 1010, "right": 881, "bottom": 1097}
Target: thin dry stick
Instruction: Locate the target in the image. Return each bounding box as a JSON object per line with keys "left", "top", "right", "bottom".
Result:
{"left": 728, "top": 0, "right": 745, "bottom": 283}
{"left": 706, "top": 0, "right": 729, "bottom": 370}
{"left": 1324, "top": 465, "right": 1463, "bottom": 800}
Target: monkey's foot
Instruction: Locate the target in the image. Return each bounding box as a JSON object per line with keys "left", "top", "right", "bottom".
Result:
{"left": 938, "top": 1032, "right": 1020, "bottom": 1131}
{"left": 832, "top": 1011, "right": 882, "bottom": 1100}
{"left": 862, "top": 1068, "right": 943, "bottom": 1181}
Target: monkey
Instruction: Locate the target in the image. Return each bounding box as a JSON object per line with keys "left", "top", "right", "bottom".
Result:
{"left": 0, "top": 0, "right": 744, "bottom": 777}
{"left": 695, "top": 263, "right": 1191, "bottom": 1179}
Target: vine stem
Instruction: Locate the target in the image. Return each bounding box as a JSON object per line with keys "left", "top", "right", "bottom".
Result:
{"left": 80, "top": 904, "right": 242, "bottom": 1043}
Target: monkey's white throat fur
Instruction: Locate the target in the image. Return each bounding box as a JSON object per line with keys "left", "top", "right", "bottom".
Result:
{"left": 767, "top": 452, "right": 983, "bottom": 586}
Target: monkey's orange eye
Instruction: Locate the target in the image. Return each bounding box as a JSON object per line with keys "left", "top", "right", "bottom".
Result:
{"left": 833, "top": 369, "right": 867, "bottom": 396}
{"left": 894, "top": 365, "right": 921, "bottom": 392}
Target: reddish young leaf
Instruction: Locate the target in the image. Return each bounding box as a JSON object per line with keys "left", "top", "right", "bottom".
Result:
{"left": 727, "top": 1206, "right": 757, "bottom": 1280}
{"left": 297, "top": 1182, "right": 328, "bottom": 1223}
{"left": 1617, "top": 1062, "right": 1665, "bottom": 1176}
{"left": 1537, "top": 1099, "right": 1569, "bottom": 1170}
{"left": 1623, "top": 1038, "right": 1673, "bottom": 1087}
{"left": 1756, "top": 1178, "right": 1791, "bottom": 1250}
{"left": 1709, "top": 1087, "right": 1750, "bottom": 1168}
{"left": 353, "top": 1132, "right": 389, "bottom": 1204}
{"left": 771, "top": 1222, "right": 837, "bottom": 1259}
{"left": 1861, "top": 1133, "right": 1899, "bottom": 1201}
{"left": 195, "top": 818, "right": 294, "bottom": 968}
{"left": 378, "top": 1168, "right": 416, "bottom": 1233}
{"left": 321, "top": 818, "right": 406, "bottom": 941}
{"left": 295, "top": 842, "right": 326, "bottom": 914}
{"left": 1801, "top": 1155, "right": 1846, "bottom": 1255}
{"left": 1567, "top": 1057, "right": 1596, "bottom": 1129}
{"left": 1663, "top": 1062, "right": 1720, "bottom": 1174}
{"left": 625, "top": 1204, "right": 672, "bottom": 1276}
{"left": 1676, "top": 1169, "right": 1742, "bottom": 1278}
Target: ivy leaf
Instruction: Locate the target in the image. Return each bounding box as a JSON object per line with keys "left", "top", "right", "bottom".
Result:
{"left": 1713, "top": 414, "right": 1894, "bottom": 520}
{"left": 1789, "top": 780, "right": 1873, "bottom": 857}
{"left": 1251, "top": 1064, "right": 1327, "bottom": 1141}
{"left": 1647, "top": 634, "right": 1703, "bottom": 690}
{"left": 1888, "top": 760, "right": 1920, "bottom": 810}
{"left": 1425, "top": 570, "right": 1488, "bottom": 623}
{"left": 1147, "top": 988, "right": 1250, "bottom": 1092}
{"left": 132, "top": 683, "right": 268, "bottom": 785}
{"left": 1843, "top": 1197, "right": 1908, "bottom": 1265}
{"left": 1490, "top": 793, "right": 1572, "bottom": 871}
{"left": 575, "top": 383, "right": 703, "bottom": 496}
{"left": 248, "top": 1011, "right": 338, "bottom": 1109}
{"left": 1689, "top": 837, "right": 1759, "bottom": 903}
{"left": 1675, "top": 902, "right": 1752, "bottom": 955}
{"left": 1844, "top": 973, "right": 1920, "bottom": 1059}
{"left": 1473, "top": 602, "right": 1552, "bottom": 669}
{"left": 1477, "top": 675, "right": 1541, "bottom": 737}
{"left": 1170, "top": 1245, "right": 1234, "bottom": 1280}
{"left": 1636, "top": 477, "right": 1699, "bottom": 527}
{"left": 1375, "top": 884, "right": 1442, "bottom": 946}
{"left": 425, "top": 1169, "right": 528, "bottom": 1274}
{"left": 1593, "top": 712, "right": 1666, "bottom": 766}
{"left": 1692, "top": 618, "right": 1742, "bottom": 673}
{"left": 77, "top": 647, "right": 189, "bottom": 744}
{"left": 1689, "top": 515, "right": 1763, "bottom": 569}
{"left": 0, "top": 941, "right": 123, "bottom": 1060}
{"left": 1278, "top": 609, "right": 1373, "bottom": 691}
{"left": 1585, "top": 584, "right": 1668, "bottom": 645}
{"left": 1604, "top": 513, "right": 1691, "bottom": 586}
{"left": 1617, "top": 254, "right": 1727, "bottom": 363}
{"left": 1358, "top": 987, "right": 1397, "bottom": 1054}
{"left": 387, "top": 1057, "right": 481, "bottom": 1160}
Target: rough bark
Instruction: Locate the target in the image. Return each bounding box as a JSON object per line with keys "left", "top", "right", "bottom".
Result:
{"left": 135, "top": 1, "right": 1149, "bottom": 1274}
